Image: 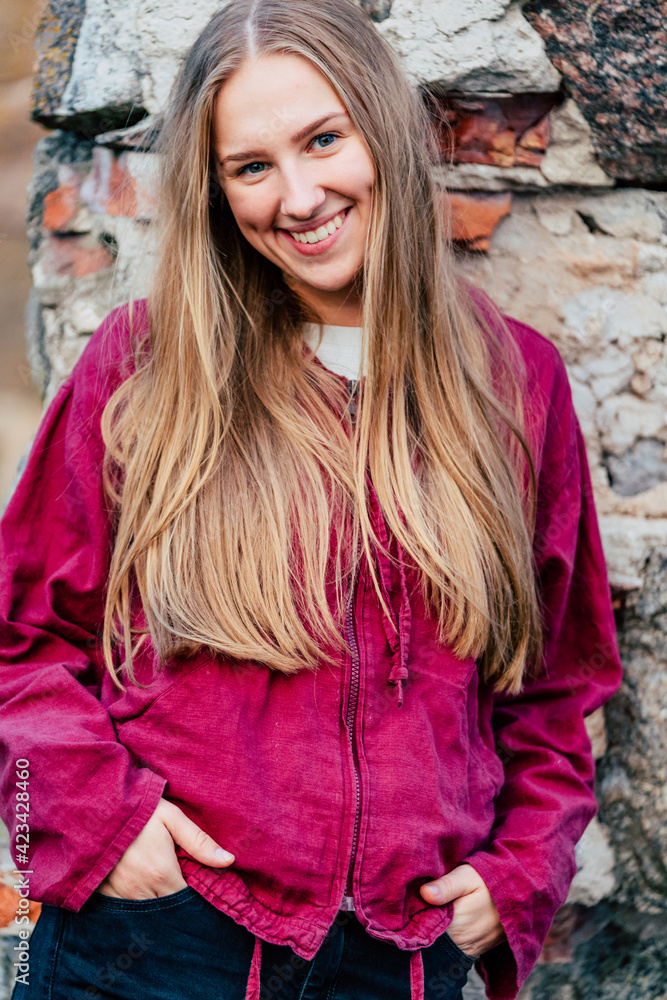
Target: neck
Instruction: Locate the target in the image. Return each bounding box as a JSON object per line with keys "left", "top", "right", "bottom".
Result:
{"left": 283, "top": 273, "right": 364, "bottom": 327}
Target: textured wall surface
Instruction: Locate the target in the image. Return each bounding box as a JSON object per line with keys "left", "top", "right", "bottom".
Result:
{"left": 0, "top": 0, "right": 44, "bottom": 503}
{"left": 523, "top": 0, "right": 667, "bottom": 182}
{"left": 3, "top": 1, "right": 667, "bottom": 997}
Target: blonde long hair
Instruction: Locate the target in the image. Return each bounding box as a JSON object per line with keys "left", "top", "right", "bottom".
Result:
{"left": 101, "top": 0, "right": 542, "bottom": 695}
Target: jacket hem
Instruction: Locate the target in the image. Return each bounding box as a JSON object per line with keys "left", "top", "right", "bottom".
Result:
{"left": 180, "top": 861, "right": 467, "bottom": 962}
{"left": 353, "top": 902, "right": 459, "bottom": 952}
{"left": 180, "top": 860, "right": 336, "bottom": 958}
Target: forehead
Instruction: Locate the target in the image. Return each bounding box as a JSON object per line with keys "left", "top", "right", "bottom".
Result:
{"left": 213, "top": 52, "right": 346, "bottom": 144}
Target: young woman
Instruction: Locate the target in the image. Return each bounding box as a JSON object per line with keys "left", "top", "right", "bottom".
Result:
{"left": 0, "top": 1, "right": 622, "bottom": 999}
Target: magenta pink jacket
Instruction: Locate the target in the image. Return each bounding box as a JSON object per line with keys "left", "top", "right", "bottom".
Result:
{"left": 0, "top": 298, "right": 622, "bottom": 1000}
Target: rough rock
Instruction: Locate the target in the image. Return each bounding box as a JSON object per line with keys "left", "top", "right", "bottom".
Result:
{"left": 566, "top": 817, "right": 616, "bottom": 908}
{"left": 31, "top": 0, "right": 86, "bottom": 123}
{"left": 460, "top": 190, "right": 667, "bottom": 526}
{"left": 26, "top": 131, "right": 155, "bottom": 402}
{"left": 33, "top": 0, "right": 147, "bottom": 135}
{"left": 598, "top": 395, "right": 665, "bottom": 457}
{"left": 597, "top": 517, "right": 667, "bottom": 589}
{"left": 525, "top": 638, "right": 667, "bottom": 992}
{"left": 598, "top": 549, "right": 667, "bottom": 914}
{"left": 585, "top": 707, "right": 608, "bottom": 761}
{"left": 134, "top": 1, "right": 228, "bottom": 114}
{"left": 358, "top": 0, "right": 394, "bottom": 19}
{"left": 576, "top": 191, "right": 667, "bottom": 244}
{"left": 523, "top": 0, "right": 667, "bottom": 182}
{"left": 377, "top": 0, "right": 561, "bottom": 92}
{"left": 519, "top": 904, "right": 667, "bottom": 1000}
{"left": 436, "top": 161, "right": 550, "bottom": 192}
{"left": 539, "top": 100, "right": 614, "bottom": 188}
{"left": 440, "top": 97, "right": 615, "bottom": 191}
{"left": 607, "top": 440, "right": 667, "bottom": 498}
{"left": 562, "top": 288, "right": 667, "bottom": 354}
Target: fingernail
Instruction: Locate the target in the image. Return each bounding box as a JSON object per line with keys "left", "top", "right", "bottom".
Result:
{"left": 425, "top": 883, "right": 442, "bottom": 901}
{"left": 215, "top": 847, "right": 235, "bottom": 863}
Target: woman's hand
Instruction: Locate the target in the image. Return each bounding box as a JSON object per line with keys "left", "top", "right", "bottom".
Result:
{"left": 419, "top": 864, "right": 506, "bottom": 959}
{"left": 94, "top": 798, "right": 235, "bottom": 899}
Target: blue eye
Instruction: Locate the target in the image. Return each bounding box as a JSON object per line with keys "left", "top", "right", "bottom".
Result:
{"left": 313, "top": 132, "right": 339, "bottom": 149}
{"left": 237, "top": 162, "right": 265, "bottom": 176}
{"left": 235, "top": 132, "right": 340, "bottom": 177}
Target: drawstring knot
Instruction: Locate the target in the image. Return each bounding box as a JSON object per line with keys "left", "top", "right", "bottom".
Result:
{"left": 387, "top": 662, "right": 409, "bottom": 707}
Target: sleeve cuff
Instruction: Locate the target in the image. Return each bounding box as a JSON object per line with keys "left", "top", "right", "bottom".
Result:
{"left": 462, "top": 850, "right": 535, "bottom": 1000}
{"left": 62, "top": 768, "right": 168, "bottom": 911}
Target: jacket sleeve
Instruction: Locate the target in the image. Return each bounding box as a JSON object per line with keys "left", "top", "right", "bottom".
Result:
{"left": 462, "top": 328, "right": 623, "bottom": 1000}
{"left": 0, "top": 304, "right": 167, "bottom": 911}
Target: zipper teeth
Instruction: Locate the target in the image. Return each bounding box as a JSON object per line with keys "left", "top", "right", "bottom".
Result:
{"left": 344, "top": 588, "right": 362, "bottom": 898}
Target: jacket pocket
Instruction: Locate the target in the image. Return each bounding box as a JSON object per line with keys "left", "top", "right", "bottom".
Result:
{"left": 439, "top": 930, "right": 476, "bottom": 966}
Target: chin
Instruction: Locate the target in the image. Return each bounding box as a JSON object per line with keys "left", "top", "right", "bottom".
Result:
{"left": 300, "top": 269, "right": 360, "bottom": 293}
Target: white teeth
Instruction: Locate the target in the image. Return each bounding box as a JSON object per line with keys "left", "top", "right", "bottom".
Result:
{"left": 289, "top": 211, "right": 346, "bottom": 244}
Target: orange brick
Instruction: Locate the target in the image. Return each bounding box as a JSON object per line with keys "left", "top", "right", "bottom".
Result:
{"left": 448, "top": 191, "right": 512, "bottom": 251}
{"left": 515, "top": 114, "right": 551, "bottom": 167}
{"left": 424, "top": 92, "right": 557, "bottom": 168}
{"left": 43, "top": 179, "right": 80, "bottom": 232}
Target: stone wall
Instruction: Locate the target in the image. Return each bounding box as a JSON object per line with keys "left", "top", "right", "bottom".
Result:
{"left": 3, "top": 1, "right": 666, "bottom": 998}
{"left": 0, "top": 0, "right": 44, "bottom": 503}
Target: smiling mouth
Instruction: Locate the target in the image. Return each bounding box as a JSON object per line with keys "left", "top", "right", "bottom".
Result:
{"left": 280, "top": 207, "right": 351, "bottom": 245}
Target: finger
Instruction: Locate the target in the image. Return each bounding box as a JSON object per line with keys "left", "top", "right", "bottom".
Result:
{"left": 419, "top": 864, "right": 479, "bottom": 904}
{"left": 96, "top": 863, "right": 186, "bottom": 899}
{"left": 160, "top": 801, "right": 235, "bottom": 867}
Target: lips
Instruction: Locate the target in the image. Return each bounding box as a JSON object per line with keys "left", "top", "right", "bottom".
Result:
{"left": 277, "top": 206, "right": 352, "bottom": 257}
{"left": 279, "top": 206, "right": 351, "bottom": 239}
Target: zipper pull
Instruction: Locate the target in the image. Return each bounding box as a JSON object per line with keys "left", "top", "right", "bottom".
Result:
{"left": 346, "top": 378, "right": 359, "bottom": 420}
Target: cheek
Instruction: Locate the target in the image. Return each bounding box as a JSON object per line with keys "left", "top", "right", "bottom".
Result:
{"left": 341, "top": 149, "right": 376, "bottom": 205}
{"left": 225, "top": 189, "right": 272, "bottom": 235}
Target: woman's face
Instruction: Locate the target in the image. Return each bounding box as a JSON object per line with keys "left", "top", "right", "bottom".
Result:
{"left": 212, "top": 53, "right": 376, "bottom": 326}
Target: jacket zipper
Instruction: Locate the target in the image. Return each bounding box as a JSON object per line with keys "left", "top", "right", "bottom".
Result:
{"left": 342, "top": 376, "right": 362, "bottom": 910}
{"left": 342, "top": 575, "right": 362, "bottom": 908}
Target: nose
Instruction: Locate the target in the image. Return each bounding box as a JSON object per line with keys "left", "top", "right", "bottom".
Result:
{"left": 278, "top": 163, "right": 327, "bottom": 227}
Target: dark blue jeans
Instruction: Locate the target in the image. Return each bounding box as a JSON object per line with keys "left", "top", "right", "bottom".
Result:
{"left": 12, "top": 886, "right": 475, "bottom": 1000}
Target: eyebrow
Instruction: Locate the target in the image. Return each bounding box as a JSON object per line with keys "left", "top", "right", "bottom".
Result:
{"left": 219, "top": 111, "right": 350, "bottom": 167}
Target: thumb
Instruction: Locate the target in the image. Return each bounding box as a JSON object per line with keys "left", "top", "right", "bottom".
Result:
{"left": 160, "top": 801, "right": 235, "bottom": 867}
{"left": 420, "top": 864, "right": 477, "bottom": 905}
